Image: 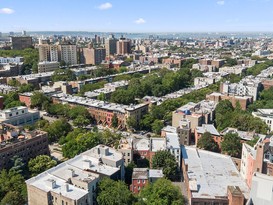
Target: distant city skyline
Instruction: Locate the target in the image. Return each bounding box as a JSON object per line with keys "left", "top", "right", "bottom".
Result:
{"left": 1, "top": 0, "right": 273, "bottom": 32}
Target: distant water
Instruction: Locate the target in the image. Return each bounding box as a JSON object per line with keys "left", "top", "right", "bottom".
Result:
{"left": 5, "top": 31, "right": 273, "bottom": 39}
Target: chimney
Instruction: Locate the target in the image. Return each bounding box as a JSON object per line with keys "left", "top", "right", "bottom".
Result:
{"left": 83, "top": 160, "right": 92, "bottom": 169}
{"left": 66, "top": 168, "right": 75, "bottom": 178}
{"left": 100, "top": 146, "right": 109, "bottom": 156}
{"left": 45, "top": 179, "right": 56, "bottom": 189}
{"left": 61, "top": 183, "right": 69, "bottom": 192}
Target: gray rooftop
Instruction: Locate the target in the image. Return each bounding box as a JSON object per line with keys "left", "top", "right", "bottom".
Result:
{"left": 182, "top": 146, "right": 249, "bottom": 200}
{"left": 248, "top": 172, "right": 273, "bottom": 205}
{"left": 196, "top": 124, "right": 220, "bottom": 136}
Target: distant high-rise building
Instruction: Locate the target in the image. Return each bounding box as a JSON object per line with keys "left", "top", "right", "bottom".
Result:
{"left": 105, "top": 34, "right": 117, "bottom": 56}
{"left": 22, "top": 30, "right": 26, "bottom": 36}
{"left": 38, "top": 45, "right": 59, "bottom": 62}
{"left": 59, "top": 44, "right": 77, "bottom": 65}
{"left": 116, "top": 37, "right": 131, "bottom": 55}
{"left": 80, "top": 47, "right": 106, "bottom": 65}
{"left": 11, "top": 36, "right": 33, "bottom": 50}
{"left": 9, "top": 32, "right": 14, "bottom": 36}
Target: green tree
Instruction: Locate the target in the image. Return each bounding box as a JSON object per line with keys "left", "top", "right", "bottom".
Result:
{"left": 59, "top": 60, "right": 66, "bottom": 67}
{"left": 73, "top": 115, "right": 91, "bottom": 127}
{"left": 151, "top": 120, "right": 164, "bottom": 134}
{"left": 98, "top": 92, "right": 107, "bottom": 101}
{"left": 127, "top": 116, "right": 139, "bottom": 131}
{"left": 110, "top": 89, "right": 135, "bottom": 105}
{"left": 7, "top": 79, "right": 21, "bottom": 87}
{"left": 68, "top": 105, "right": 91, "bottom": 120}
{"left": 197, "top": 132, "right": 219, "bottom": 152}
{"left": 152, "top": 150, "right": 177, "bottom": 179}
{"left": 138, "top": 178, "right": 185, "bottom": 205}
{"left": 30, "top": 91, "right": 50, "bottom": 110}
{"left": 224, "top": 57, "right": 237, "bottom": 66}
{"left": 97, "top": 178, "right": 135, "bottom": 205}
{"left": 10, "top": 156, "right": 25, "bottom": 174}
{"left": 45, "top": 118, "right": 72, "bottom": 142}
{"left": 221, "top": 133, "right": 242, "bottom": 158}
{"left": 0, "top": 191, "right": 24, "bottom": 205}
{"left": 246, "top": 136, "right": 259, "bottom": 147}
{"left": 5, "top": 101, "right": 25, "bottom": 109}
{"left": 111, "top": 113, "right": 118, "bottom": 128}
{"left": 28, "top": 155, "right": 57, "bottom": 176}
{"left": 0, "top": 170, "right": 27, "bottom": 203}
{"left": 62, "top": 132, "right": 100, "bottom": 158}
{"left": 18, "top": 83, "right": 35, "bottom": 93}
{"left": 215, "top": 100, "right": 234, "bottom": 130}
{"left": 51, "top": 69, "right": 76, "bottom": 82}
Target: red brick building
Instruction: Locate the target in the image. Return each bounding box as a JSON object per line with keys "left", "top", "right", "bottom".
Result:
{"left": 130, "top": 168, "right": 149, "bottom": 194}
{"left": 19, "top": 93, "right": 32, "bottom": 108}
{"left": 0, "top": 123, "right": 49, "bottom": 170}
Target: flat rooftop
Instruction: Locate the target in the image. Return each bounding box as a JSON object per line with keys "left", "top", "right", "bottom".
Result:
{"left": 150, "top": 138, "right": 165, "bottom": 152}
{"left": 149, "top": 169, "right": 164, "bottom": 178}
{"left": 132, "top": 168, "right": 148, "bottom": 180}
{"left": 26, "top": 173, "right": 88, "bottom": 200}
{"left": 182, "top": 146, "right": 249, "bottom": 200}
{"left": 53, "top": 93, "right": 147, "bottom": 113}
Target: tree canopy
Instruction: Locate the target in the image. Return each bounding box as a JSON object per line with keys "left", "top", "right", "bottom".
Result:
{"left": 51, "top": 69, "right": 76, "bottom": 82}
{"left": 152, "top": 150, "right": 177, "bottom": 179}
{"left": 221, "top": 132, "right": 242, "bottom": 158}
{"left": 215, "top": 100, "right": 268, "bottom": 134}
{"left": 197, "top": 132, "right": 219, "bottom": 152}
{"left": 28, "top": 155, "right": 57, "bottom": 176}
{"left": 30, "top": 92, "right": 50, "bottom": 110}
{"left": 138, "top": 178, "right": 185, "bottom": 205}
{"left": 97, "top": 178, "right": 135, "bottom": 205}
{"left": 0, "top": 170, "right": 27, "bottom": 204}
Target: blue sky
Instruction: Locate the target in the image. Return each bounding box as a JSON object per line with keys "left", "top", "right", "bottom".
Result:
{"left": 1, "top": 0, "right": 273, "bottom": 32}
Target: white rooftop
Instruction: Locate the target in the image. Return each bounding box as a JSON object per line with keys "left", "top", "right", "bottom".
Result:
{"left": 149, "top": 169, "right": 164, "bottom": 178}
{"left": 26, "top": 173, "right": 88, "bottom": 200}
{"left": 196, "top": 124, "right": 220, "bottom": 136}
{"left": 161, "top": 125, "right": 177, "bottom": 133}
{"left": 150, "top": 138, "right": 166, "bottom": 152}
{"left": 182, "top": 146, "right": 249, "bottom": 199}
{"left": 166, "top": 133, "right": 180, "bottom": 149}
{"left": 26, "top": 145, "right": 123, "bottom": 199}
{"left": 249, "top": 172, "right": 273, "bottom": 205}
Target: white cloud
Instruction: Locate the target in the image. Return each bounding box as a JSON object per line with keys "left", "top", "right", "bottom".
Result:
{"left": 98, "top": 2, "right": 112, "bottom": 10}
{"left": 217, "top": 1, "right": 225, "bottom": 5}
{"left": 0, "top": 8, "right": 15, "bottom": 14}
{"left": 135, "top": 18, "right": 146, "bottom": 24}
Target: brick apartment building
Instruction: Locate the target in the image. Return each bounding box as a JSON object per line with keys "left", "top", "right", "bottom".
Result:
{"left": 206, "top": 92, "right": 253, "bottom": 110}
{"left": 11, "top": 36, "right": 33, "bottom": 50}
{"left": 52, "top": 94, "right": 149, "bottom": 129}
{"left": 0, "top": 123, "right": 49, "bottom": 170}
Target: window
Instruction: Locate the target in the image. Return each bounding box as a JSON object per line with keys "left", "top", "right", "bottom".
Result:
{"left": 137, "top": 180, "right": 140, "bottom": 184}
{"left": 142, "top": 180, "right": 145, "bottom": 184}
